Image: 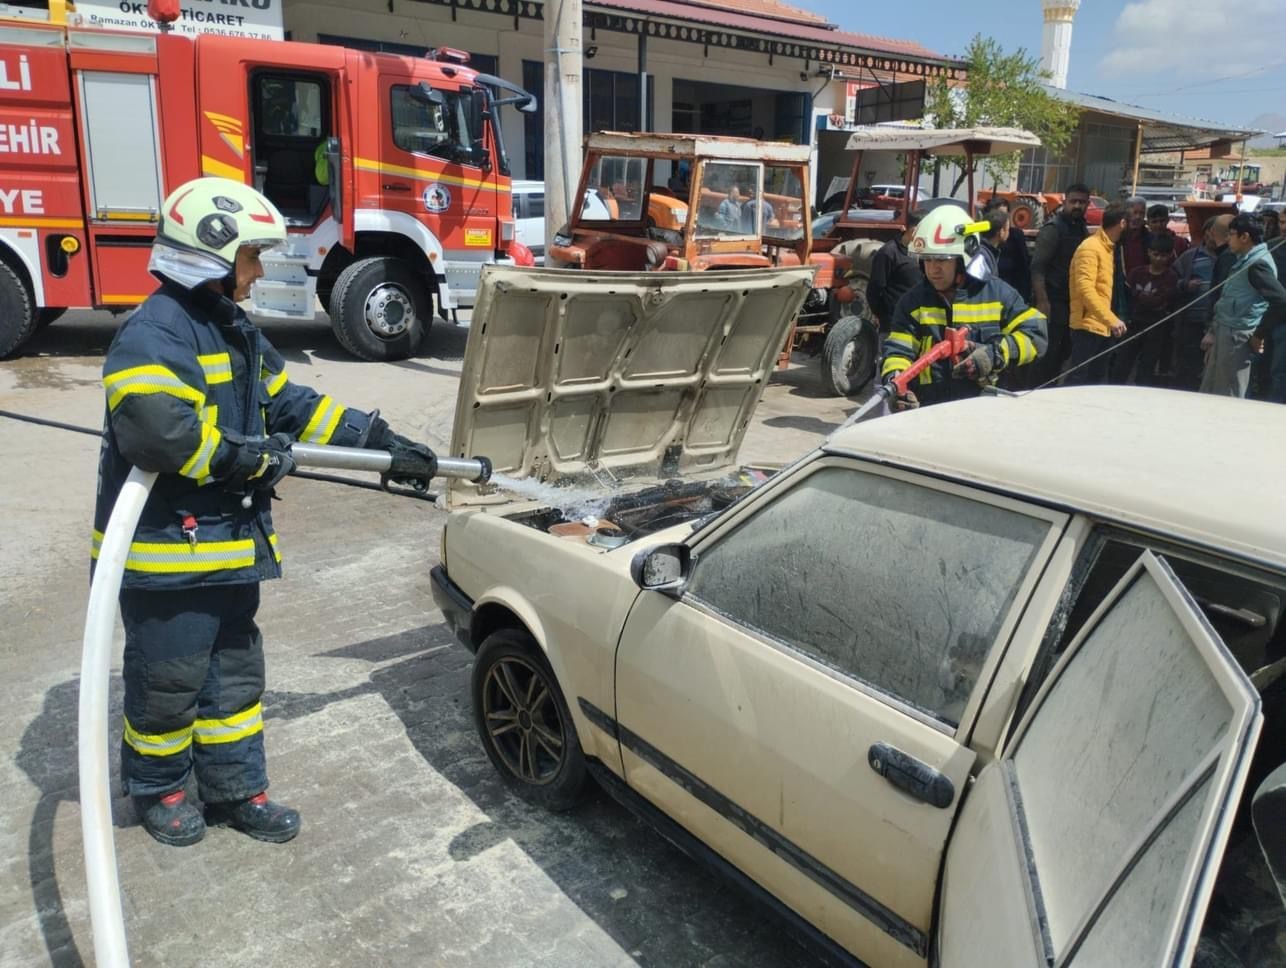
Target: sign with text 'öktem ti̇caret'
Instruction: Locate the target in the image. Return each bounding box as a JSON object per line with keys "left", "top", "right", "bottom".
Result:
{"left": 75, "top": 0, "right": 284, "bottom": 40}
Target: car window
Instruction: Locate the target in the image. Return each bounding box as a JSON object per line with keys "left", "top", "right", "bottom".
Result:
{"left": 525, "top": 192, "right": 543, "bottom": 220}
{"left": 685, "top": 465, "right": 1051, "bottom": 727}
{"left": 389, "top": 85, "right": 478, "bottom": 165}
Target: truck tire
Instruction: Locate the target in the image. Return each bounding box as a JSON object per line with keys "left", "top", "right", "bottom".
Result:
{"left": 0, "top": 261, "right": 36, "bottom": 359}
{"left": 328, "top": 256, "right": 431, "bottom": 362}
{"left": 821, "top": 314, "right": 878, "bottom": 397}
{"left": 1011, "top": 197, "right": 1045, "bottom": 232}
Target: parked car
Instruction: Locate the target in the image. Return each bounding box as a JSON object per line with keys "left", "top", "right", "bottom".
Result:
{"left": 512, "top": 179, "right": 546, "bottom": 264}
{"left": 432, "top": 265, "right": 1286, "bottom": 968}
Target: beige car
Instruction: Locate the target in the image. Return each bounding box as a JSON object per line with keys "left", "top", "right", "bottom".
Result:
{"left": 432, "top": 266, "right": 1286, "bottom": 967}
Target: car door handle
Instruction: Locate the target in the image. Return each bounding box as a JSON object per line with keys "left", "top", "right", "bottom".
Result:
{"left": 868, "top": 743, "right": 955, "bottom": 809}
{"left": 382, "top": 183, "right": 411, "bottom": 192}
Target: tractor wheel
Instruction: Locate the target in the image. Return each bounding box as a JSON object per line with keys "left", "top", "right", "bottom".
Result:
{"left": 328, "top": 256, "right": 431, "bottom": 362}
{"left": 821, "top": 314, "right": 878, "bottom": 398}
{"left": 0, "top": 261, "right": 37, "bottom": 359}
{"left": 1011, "top": 197, "right": 1045, "bottom": 232}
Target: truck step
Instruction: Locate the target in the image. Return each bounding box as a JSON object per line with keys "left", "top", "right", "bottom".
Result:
{"left": 251, "top": 278, "right": 316, "bottom": 316}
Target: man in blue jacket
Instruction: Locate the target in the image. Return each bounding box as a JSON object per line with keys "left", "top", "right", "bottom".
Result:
{"left": 1201, "top": 213, "right": 1286, "bottom": 398}
{"left": 95, "top": 177, "right": 434, "bottom": 846}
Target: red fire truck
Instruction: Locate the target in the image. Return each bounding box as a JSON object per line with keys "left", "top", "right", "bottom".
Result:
{"left": 0, "top": 1, "right": 534, "bottom": 360}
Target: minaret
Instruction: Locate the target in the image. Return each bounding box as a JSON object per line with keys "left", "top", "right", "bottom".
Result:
{"left": 1041, "top": 0, "right": 1080, "bottom": 89}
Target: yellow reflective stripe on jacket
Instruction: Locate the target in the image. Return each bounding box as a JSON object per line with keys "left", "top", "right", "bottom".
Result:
{"left": 104, "top": 364, "right": 205, "bottom": 412}
{"left": 910, "top": 307, "right": 947, "bottom": 326}
{"left": 886, "top": 332, "right": 915, "bottom": 351}
{"left": 123, "top": 717, "right": 193, "bottom": 757}
{"left": 952, "top": 301, "right": 1003, "bottom": 323}
{"left": 197, "top": 352, "right": 233, "bottom": 385}
{"left": 1003, "top": 307, "right": 1041, "bottom": 334}
{"left": 1013, "top": 331, "right": 1038, "bottom": 365}
{"left": 90, "top": 531, "right": 257, "bottom": 573}
{"left": 269, "top": 532, "right": 281, "bottom": 563}
{"left": 178, "top": 420, "right": 222, "bottom": 481}
{"left": 300, "top": 395, "right": 343, "bottom": 444}
{"left": 263, "top": 369, "right": 288, "bottom": 398}
{"left": 193, "top": 702, "right": 263, "bottom": 746}
{"left": 881, "top": 355, "right": 910, "bottom": 377}
{"left": 917, "top": 336, "right": 935, "bottom": 384}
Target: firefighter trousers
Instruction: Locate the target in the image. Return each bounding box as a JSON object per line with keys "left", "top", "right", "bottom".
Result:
{"left": 119, "top": 584, "right": 268, "bottom": 803}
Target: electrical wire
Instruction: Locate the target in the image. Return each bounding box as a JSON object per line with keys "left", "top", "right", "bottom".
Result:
{"left": 0, "top": 409, "right": 438, "bottom": 501}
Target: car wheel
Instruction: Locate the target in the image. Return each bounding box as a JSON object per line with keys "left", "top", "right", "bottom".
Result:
{"left": 327, "top": 256, "right": 430, "bottom": 362}
{"left": 471, "top": 629, "right": 588, "bottom": 811}
{"left": 821, "top": 314, "right": 878, "bottom": 397}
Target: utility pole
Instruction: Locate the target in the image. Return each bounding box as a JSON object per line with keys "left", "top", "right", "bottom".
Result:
{"left": 543, "top": 0, "right": 583, "bottom": 260}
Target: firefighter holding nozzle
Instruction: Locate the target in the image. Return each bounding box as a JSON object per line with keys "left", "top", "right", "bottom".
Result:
{"left": 881, "top": 205, "right": 1048, "bottom": 408}
{"left": 93, "top": 178, "right": 436, "bottom": 846}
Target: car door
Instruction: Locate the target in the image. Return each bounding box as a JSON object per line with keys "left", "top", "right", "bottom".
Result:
{"left": 610, "top": 457, "right": 1067, "bottom": 968}
{"left": 937, "top": 551, "right": 1262, "bottom": 967}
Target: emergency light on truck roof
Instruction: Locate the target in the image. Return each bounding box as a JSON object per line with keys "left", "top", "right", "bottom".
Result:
{"left": 145, "top": 0, "right": 180, "bottom": 24}
{"left": 430, "top": 47, "right": 471, "bottom": 66}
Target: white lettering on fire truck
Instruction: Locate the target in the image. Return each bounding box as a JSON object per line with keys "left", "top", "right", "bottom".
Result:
{"left": 0, "top": 55, "right": 33, "bottom": 93}
{"left": 0, "top": 121, "right": 61, "bottom": 156}
{"left": 0, "top": 188, "right": 46, "bottom": 215}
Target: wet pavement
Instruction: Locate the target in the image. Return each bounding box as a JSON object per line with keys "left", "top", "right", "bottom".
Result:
{"left": 0, "top": 311, "right": 855, "bottom": 968}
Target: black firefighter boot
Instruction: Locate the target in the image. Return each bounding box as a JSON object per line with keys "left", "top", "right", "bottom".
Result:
{"left": 206, "top": 792, "right": 301, "bottom": 843}
{"left": 135, "top": 790, "right": 206, "bottom": 847}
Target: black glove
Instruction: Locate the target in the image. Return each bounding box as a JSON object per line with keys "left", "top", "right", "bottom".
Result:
{"left": 219, "top": 433, "right": 296, "bottom": 492}
{"left": 360, "top": 410, "right": 437, "bottom": 488}
{"left": 951, "top": 343, "right": 995, "bottom": 382}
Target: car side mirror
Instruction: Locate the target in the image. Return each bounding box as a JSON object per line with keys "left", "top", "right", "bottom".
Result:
{"left": 630, "top": 543, "right": 691, "bottom": 595}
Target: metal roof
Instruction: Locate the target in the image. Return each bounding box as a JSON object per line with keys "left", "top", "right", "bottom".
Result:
{"left": 586, "top": 130, "right": 813, "bottom": 162}
{"left": 843, "top": 126, "right": 1042, "bottom": 156}
{"left": 1046, "top": 86, "right": 1261, "bottom": 153}
{"left": 825, "top": 386, "right": 1286, "bottom": 571}
{"left": 590, "top": 0, "right": 952, "bottom": 63}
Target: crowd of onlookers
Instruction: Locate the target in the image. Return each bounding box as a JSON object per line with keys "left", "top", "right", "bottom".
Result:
{"left": 1010, "top": 185, "right": 1286, "bottom": 401}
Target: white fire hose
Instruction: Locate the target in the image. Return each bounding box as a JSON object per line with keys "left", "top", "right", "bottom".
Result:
{"left": 79, "top": 444, "right": 490, "bottom": 967}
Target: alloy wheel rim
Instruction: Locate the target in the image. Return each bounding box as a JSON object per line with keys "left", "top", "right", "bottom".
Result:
{"left": 482, "top": 656, "right": 565, "bottom": 785}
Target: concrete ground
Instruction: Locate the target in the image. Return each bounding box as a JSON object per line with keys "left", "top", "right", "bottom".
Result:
{"left": 0, "top": 311, "right": 856, "bottom": 968}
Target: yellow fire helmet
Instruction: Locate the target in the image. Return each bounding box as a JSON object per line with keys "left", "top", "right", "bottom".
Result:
{"left": 908, "top": 204, "right": 990, "bottom": 260}
{"left": 149, "top": 177, "right": 287, "bottom": 289}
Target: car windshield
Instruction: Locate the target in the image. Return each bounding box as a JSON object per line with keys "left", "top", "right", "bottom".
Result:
{"left": 578, "top": 154, "right": 648, "bottom": 223}
{"left": 696, "top": 161, "right": 765, "bottom": 239}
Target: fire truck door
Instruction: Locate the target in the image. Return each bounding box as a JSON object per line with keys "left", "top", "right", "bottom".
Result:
{"left": 247, "top": 71, "right": 333, "bottom": 228}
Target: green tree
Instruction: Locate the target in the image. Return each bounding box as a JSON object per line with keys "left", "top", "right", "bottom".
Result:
{"left": 925, "top": 35, "right": 1080, "bottom": 193}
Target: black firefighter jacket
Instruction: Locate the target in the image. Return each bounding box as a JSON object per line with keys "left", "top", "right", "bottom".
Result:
{"left": 93, "top": 282, "right": 373, "bottom": 589}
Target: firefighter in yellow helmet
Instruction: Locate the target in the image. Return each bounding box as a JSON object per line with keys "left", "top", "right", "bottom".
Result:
{"left": 881, "top": 204, "right": 1048, "bottom": 408}
{"left": 95, "top": 178, "right": 436, "bottom": 846}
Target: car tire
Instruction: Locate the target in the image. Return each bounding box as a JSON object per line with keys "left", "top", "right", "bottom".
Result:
{"left": 0, "top": 261, "right": 36, "bottom": 359}
{"left": 821, "top": 314, "right": 878, "bottom": 397}
{"left": 327, "top": 256, "right": 430, "bottom": 362}
{"left": 471, "top": 629, "right": 588, "bottom": 811}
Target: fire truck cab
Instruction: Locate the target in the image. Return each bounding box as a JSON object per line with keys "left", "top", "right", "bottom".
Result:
{"left": 0, "top": 5, "right": 534, "bottom": 360}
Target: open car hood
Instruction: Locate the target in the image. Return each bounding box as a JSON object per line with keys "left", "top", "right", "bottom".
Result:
{"left": 448, "top": 265, "right": 815, "bottom": 508}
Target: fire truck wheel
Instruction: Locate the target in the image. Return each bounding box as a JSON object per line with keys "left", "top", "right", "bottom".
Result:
{"left": 0, "top": 261, "right": 36, "bottom": 360}
{"left": 328, "top": 256, "right": 431, "bottom": 362}
{"left": 821, "top": 315, "right": 878, "bottom": 397}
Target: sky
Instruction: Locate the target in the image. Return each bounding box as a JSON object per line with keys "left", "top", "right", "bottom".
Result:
{"left": 807, "top": 0, "right": 1286, "bottom": 132}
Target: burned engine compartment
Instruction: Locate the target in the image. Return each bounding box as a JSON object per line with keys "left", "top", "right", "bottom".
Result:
{"left": 504, "top": 471, "right": 771, "bottom": 548}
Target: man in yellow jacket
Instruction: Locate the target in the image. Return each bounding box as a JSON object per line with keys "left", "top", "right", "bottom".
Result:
{"left": 1066, "top": 202, "right": 1129, "bottom": 384}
